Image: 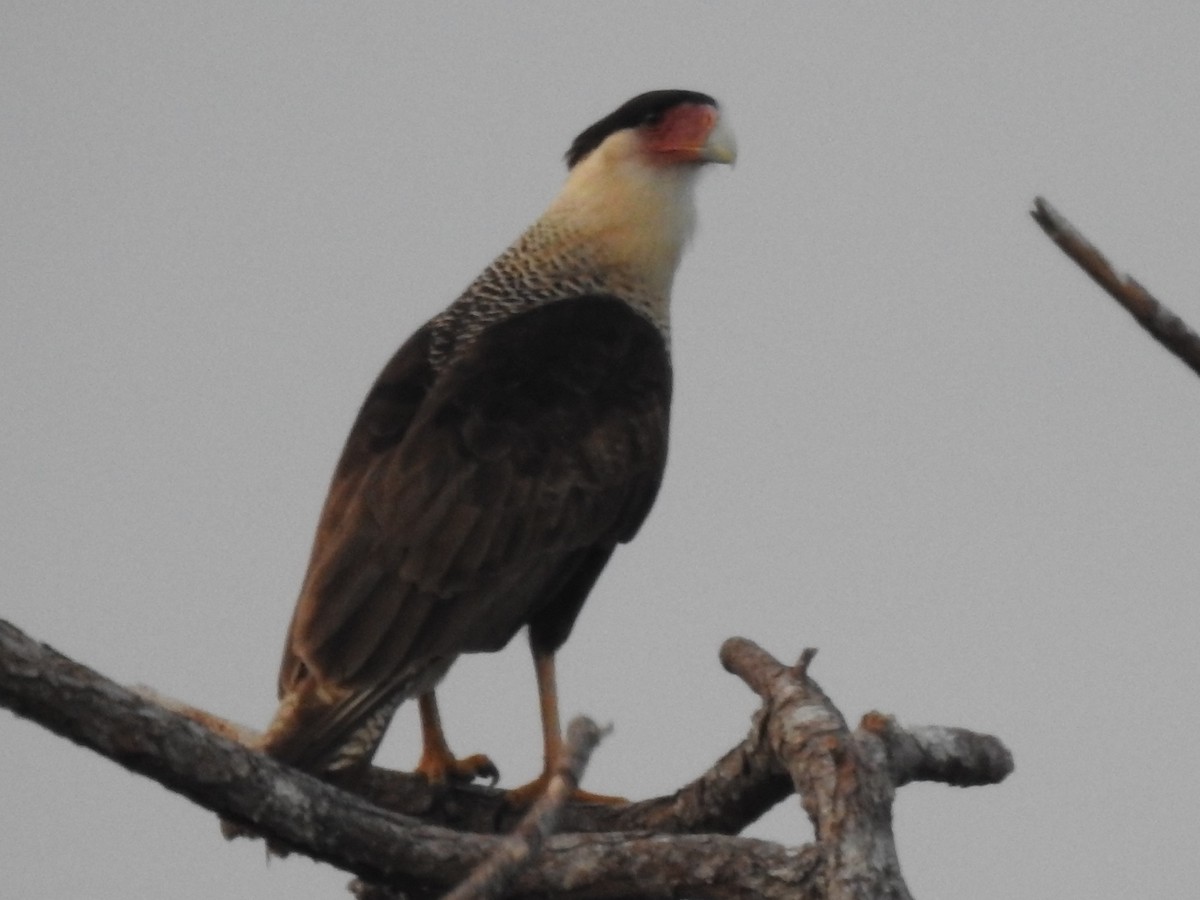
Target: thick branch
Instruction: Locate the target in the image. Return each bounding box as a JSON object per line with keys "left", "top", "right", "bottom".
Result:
{"left": 1031, "top": 196, "right": 1200, "bottom": 377}
{"left": 857, "top": 712, "right": 1013, "bottom": 788}
{"left": 2, "top": 619, "right": 1011, "bottom": 899}
{"left": 723, "top": 640, "right": 909, "bottom": 900}
{"left": 145, "top": 672, "right": 796, "bottom": 837}
{"left": 718, "top": 641, "right": 1012, "bottom": 900}
{"left": 0, "top": 619, "right": 816, "bottom": 899}
{"left": 140, "top": 653, "right": 1008, "bottom": 840}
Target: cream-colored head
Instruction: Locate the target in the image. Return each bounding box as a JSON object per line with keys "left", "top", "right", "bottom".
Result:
{"left": 540, "top": 91, "right": 735, "bottom": 317}
{"left": 434, "top": 93, "right": 735, "bottom": 362}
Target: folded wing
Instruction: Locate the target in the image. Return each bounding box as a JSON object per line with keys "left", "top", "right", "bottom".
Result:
{"left": 268, "top": 296, "right": 671, "bottom": 769}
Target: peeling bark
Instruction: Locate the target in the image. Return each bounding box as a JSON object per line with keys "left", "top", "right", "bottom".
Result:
{"left": 721, "top": 641, "right": 907, "bottom": 900}
{"left": 0, "top": 618, "right": 1011, "bottom": 899}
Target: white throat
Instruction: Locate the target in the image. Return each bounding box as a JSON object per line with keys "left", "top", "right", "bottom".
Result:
{"left": 538, "top": 131, "right": 702, "bottom": 324}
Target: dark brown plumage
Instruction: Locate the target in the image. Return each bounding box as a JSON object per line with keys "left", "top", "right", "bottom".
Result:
{"left": 258, "top": 91, "right": 735, "bottom": 797}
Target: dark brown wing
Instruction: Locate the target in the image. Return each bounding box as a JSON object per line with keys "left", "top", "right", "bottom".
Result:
{"left": 273, "top": 296, "right": 671, "bottom": 766}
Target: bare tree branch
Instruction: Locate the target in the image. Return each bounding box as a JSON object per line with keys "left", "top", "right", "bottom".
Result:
{"left": 1, "top": 618, "right": 1011, "bottom": 899}
{"left": 139, "top": 672, "right": 797, "bottom": 837}
{"left": 1031, "top": 196, "right": 1200, "bottom": 377}
{"left": 441, "top": 717, "right": 607, "bottom": 900}
{"left": 0, "top": 618, "right": 816, "bottom": 898}
{"left": 719, "top": 638, "right": 1011, "bottom": 900}
{"left": 857, "top": 712, "right": 1014, "bottom": 789}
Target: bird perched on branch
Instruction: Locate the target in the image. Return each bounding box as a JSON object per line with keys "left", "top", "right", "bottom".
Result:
{"left": 258, "top": 90, "right": 736, "bottom": 804}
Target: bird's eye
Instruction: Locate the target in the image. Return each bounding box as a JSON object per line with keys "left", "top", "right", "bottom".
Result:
{"left": 641, "top": 110, "right": 664, "bottom": 127}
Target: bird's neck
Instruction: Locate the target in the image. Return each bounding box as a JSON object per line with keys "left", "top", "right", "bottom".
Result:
{"left": 534, "top": 154, "right": 700, "bottom": 328}
{"left": 427, "top": 156, "right": 698, "bottom": 371}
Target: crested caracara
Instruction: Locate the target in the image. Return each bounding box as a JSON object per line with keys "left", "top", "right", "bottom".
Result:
{"left": 258, "top": 90, "right": 736, "bottom": 804}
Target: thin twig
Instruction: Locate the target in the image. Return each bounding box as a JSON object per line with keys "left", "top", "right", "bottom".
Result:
{"left": 1031, "top": 196, "right": 1200, "bottom": 377}
{"left": 440, "top": 718, "right": 607, "bottom": 900}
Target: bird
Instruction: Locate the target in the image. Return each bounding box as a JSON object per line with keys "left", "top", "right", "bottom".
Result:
{"left": 256, "top": 90, "right": 736, "bottom": 804}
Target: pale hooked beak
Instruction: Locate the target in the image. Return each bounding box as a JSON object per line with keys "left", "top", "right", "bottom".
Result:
{"left": 700, "top": 115, "right": 737, "bottom": 166}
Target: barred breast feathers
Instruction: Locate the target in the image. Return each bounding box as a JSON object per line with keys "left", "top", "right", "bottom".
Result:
{"left": 427, "top": 127, "right": 703, "bottom": 372}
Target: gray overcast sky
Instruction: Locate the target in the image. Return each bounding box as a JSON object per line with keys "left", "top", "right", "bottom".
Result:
{"left": 5, "top": 4, "right": 1200, "bottom": 898}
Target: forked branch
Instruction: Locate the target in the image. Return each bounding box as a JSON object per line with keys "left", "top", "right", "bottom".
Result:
{"left": 0, "top": 619, "right": 1011, "bottom": 899}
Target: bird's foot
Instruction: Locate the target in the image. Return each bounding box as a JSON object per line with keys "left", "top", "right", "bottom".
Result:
{"left": 503, "top": 771, "right": 627, "bottom": 809}
{"left": 415, "top": 747, "right": 500, "bottom": 786}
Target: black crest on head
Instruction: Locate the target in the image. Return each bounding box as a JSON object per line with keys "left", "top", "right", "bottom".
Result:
{"left": 565, "top": 89, "right": 718, "bottom": 169}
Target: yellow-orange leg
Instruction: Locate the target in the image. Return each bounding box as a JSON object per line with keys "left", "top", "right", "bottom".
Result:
{"left": 504, "top": 649, "right": 626, "bottom": 808}
{"left": 414, "top": 692, "right": 499, "bottom": 784}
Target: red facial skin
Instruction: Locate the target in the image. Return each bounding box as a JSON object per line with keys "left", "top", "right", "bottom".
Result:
{"left": 641, "top": 103, "right": 719, "bottom": 164}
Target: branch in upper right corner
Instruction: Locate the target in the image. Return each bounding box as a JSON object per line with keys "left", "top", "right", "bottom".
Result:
{"left": 1031, "top": 197, "right": 1200, "bottom": 379}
